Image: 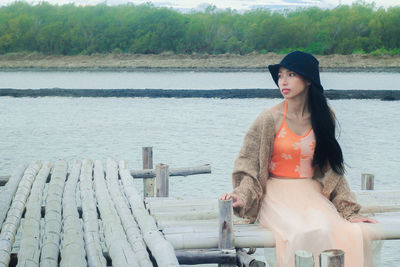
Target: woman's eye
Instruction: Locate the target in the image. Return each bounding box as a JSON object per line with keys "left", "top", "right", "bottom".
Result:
{"left": 289, "top": 73, "right": 296, "bottom": 77}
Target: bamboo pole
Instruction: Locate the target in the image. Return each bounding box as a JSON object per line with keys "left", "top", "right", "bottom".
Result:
{"left": 17, "top": 162, "right": 51, "bottom": 267}
{"left": 142, "top": 147, "right": 154, "bottom": 197}
{"left": 93, "top": 160, "right": 139, "bottom": 267}
{"left": 0, "top": 164, "right": 211, "bottom": 185}
{"left": 237, "top": 248, "right": 266, "bottom": 267}
{"left": 131, "top": 164, "right": 211, "bottom": 179}
{"left": 156, "top": 164, "right": 169, "bottom": 197}
{"left": 79, "top": 159, "right": 107, "bottom": 267}
{"left": 320, "top": 249, "right": 344, "bottom": 267}
{"left": 361, "top": 173, "right": 374, "bottom": 190}
{"left": 0, "top": 161, "right": 41, "bottom": 267}
{"left": 105, "top": 158, "right": 152, "bottom": 267}
{"left": 218, "top": 199, "right": 235, "bottom": 267}
{"left": 60, "top": 160, "right": 87, "bottom": 267}
{"left": 175, "top": 249, "right": 237, "bottom": 264}
{"left": 295, "top": 250, "right": 314, "bottom": 267}
{"left": 0, "top": 163, "right": 27, "bottom": 229}
{"left": 40, "top": 159, "right": 68, "bottom": 266}
{"left": 118, "top": 160, "right": 179, "bottom": 267}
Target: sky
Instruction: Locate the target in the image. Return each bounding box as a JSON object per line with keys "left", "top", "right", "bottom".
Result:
{"left": 0, "top": 0, "right": 399, "bottom": 10}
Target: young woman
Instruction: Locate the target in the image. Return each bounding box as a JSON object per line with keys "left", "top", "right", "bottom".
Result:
{"left": 220, "top": 51, "right": 379, "bottom": 266}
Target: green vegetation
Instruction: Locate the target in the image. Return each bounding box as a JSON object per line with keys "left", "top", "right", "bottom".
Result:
{"left": 0, "top": 1, "right": 399, "bottom": 55}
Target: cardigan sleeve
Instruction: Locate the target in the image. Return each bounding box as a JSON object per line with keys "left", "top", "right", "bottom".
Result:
{"left": 232, "top": 113, "right": 265, "bottom": 221}
{"left": 320, "top": 169, "right": 361, "bottom": 220}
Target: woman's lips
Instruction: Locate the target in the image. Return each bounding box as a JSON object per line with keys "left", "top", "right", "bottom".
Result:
{"left": 281, "top": 88, "right": 290, "bottom": 95}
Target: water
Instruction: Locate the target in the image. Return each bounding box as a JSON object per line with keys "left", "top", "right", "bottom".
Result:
{"left": 0, "top": 71, "right": 399, "bottom": 265}
{"left": 1, "top": 71, "right": 400, "bottom": 90}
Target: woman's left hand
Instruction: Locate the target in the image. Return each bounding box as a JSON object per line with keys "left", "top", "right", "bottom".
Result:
{"left": 350, "top": 216, "right": 378, "bottom": 224}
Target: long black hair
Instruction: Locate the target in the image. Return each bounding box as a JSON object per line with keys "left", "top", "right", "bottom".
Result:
{"left": 308, "top": 84, "right": 345, "bottom": 175}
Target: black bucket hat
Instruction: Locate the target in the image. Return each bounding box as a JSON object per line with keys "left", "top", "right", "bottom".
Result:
{"left": 268, "top": 51, "right": 323, "bottom": 92}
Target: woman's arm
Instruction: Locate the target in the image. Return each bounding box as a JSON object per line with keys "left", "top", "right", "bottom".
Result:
{"left": 321, "top": 169, "right": 377, "bottom": 223}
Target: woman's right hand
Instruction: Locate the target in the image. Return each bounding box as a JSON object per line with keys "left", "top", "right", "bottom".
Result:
{"left": 219, "top": 193, "right": 244, "bottom": 208}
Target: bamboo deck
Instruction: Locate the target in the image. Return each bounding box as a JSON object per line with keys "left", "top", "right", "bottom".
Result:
{"left": 0, "top": 157, "right": 400, "bottom": 267}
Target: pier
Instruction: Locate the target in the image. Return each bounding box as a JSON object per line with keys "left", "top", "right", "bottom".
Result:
{"left": 0, "top": 147, "right": 399, "bottom": 266}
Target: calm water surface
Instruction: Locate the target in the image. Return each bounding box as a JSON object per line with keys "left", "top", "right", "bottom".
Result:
{"left": 1, "top": 71, "right": 400, "bottom": 90}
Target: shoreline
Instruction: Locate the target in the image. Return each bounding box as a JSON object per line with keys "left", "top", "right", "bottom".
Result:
{"left": 1, "top": 88, "right": 398, "bottom": 100}
{"left": 1, "top": 53, "right": 400, "bottom": 72}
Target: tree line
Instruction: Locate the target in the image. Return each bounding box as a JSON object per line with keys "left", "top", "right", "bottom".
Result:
{"left": 0, "top": 1, "right": 399, "bottom": 55}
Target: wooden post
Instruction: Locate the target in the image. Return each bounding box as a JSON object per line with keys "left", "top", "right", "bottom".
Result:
{"left": 295, "top": 250, "right": 314, "bottom": 267}
{"left": 218, "top": 199, "right": 235, "bottom": 267}
{"left": 237, "top": 248, "right": 266, "bottom": 267}
{"left": 143, "top": 147, "right": 154, "bottom": 197}
{"left": 156, "top": 163, "right": 169, "bottom": 197}
{"left": 361, "top": 173, "right": 374, "bottom": 190}
{"left": 320, "top": 249, "right": 344, "bottom": 267}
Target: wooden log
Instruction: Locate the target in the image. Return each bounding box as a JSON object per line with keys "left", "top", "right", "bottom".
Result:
{"left": 0, "top": 164, "right": 27, "bottom": 229}
{"left": 105, "top": 158, "right": 152, "bottom": 267}
{"left": 151, "top": 210, "right": 218, "bottom": 221}
{"left": 119, "top": 161, "right": 179, "bottom": 267}
{"left": 0, "top": 164, "right": 211, "bottom": 186}
{"left": 164, "top": 218, "right": 400, "bottom": 249}
{"left": 218, "top": 199, "right": 235, "bottom": 267}
{"left": 0, "top": 161, "right": 41, "bottom": 267}
{"left": 218, "top": 199, "right": 234, "bottom": 250}
{"left": 17, "top": 162, "right": 51, "bottom": 267}
{"left": 131, "top": 164, "right": 211, "bottom": 179}
{"left": 156, "top": 164, "right": 169, "bottom": 197}
{"left": 237, "top": 248, "right": 266, "bottom": 267}
{"left": 93, "top": 160, "right": 139, "bottom": 267}
{"left": 40, "top": 159, "right": 68, "bottom": 266}
{"left": 146, "top": 190, "right": 400, "bottom": 214}
{"left": 79, "top": 160, "right": 107, "bottom": 267}
{"left": 295, "top": 250, "right": 314, "bottom": 267}
{"left": 175, "top": 249, "right": 236, "bottom": 264}
{"left": 361, "top": 173, "right": 374, "bottom": 190}
{"left": 60, "top": 160, "right": 87, "bottom": 267}
{"left": 142, "top": 147, "right": 155, "bottom": 198}
{"left": 320, "top": 249, "right": 344, "bottom": 267}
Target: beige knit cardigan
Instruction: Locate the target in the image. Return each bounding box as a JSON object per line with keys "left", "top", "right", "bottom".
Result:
{"left": 232, "top": 109, "right": 361, "bottom": 223}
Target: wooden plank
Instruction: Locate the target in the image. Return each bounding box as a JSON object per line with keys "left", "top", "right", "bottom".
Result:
{"left": 218, "top": 199, "right": 235, "bottom": 267}
{"left": 361, "top": 174, "right": 374, "bottom": 190}
{"left": 0, "top": 164, "right": 27, "bottom": 229}
{"left": 119, "top": 160, "right": 179, "bottom": 267}
{"left": 80, "top": 159, "right": 107, "bottom": 267}
{"left": 156, "top": 164, "right": 169, "bottom": 197}
{"left": 130, "top": 164, "right": 211, "bottom": 179}
{"left": 105, "top": 158, "right": 152, "bottom": 267}
{"left": 60, "top": 160, "right": 87, "bottom": 267}
{"left": 142, "top": 147, "right": 154, "bottom": 198}
{"left": 40, "top": 160, "right": 68, "bottom": 266}
{"left": 0, "top": 161, "right": 41, "bottom": 267}
{"left": 17, "top": 162, "right": 51, "bottom": 267}
{"left": 94, "top": 160, "right": 139, "bottom": 267}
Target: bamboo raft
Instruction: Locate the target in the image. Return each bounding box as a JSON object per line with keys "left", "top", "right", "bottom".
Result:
{"left": 0, "top": 148, "right": 400, "bottom": 267}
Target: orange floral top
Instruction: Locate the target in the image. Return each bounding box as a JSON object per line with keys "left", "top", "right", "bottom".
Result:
{"left": 269, "top": 101, "right": 316, "bottom": 178}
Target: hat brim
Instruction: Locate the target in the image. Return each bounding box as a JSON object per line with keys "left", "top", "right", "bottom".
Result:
{"left": 268, "top": 63, "right": 323, "bottom": 92}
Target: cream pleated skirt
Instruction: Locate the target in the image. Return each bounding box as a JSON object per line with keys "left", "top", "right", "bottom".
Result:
{"left": 258, "top": 177, "right": 380, "bottom": 267}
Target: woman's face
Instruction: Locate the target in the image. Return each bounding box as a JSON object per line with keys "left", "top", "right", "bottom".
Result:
{"left": 277, "top": 67, "right": 310, "bottom": 99}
